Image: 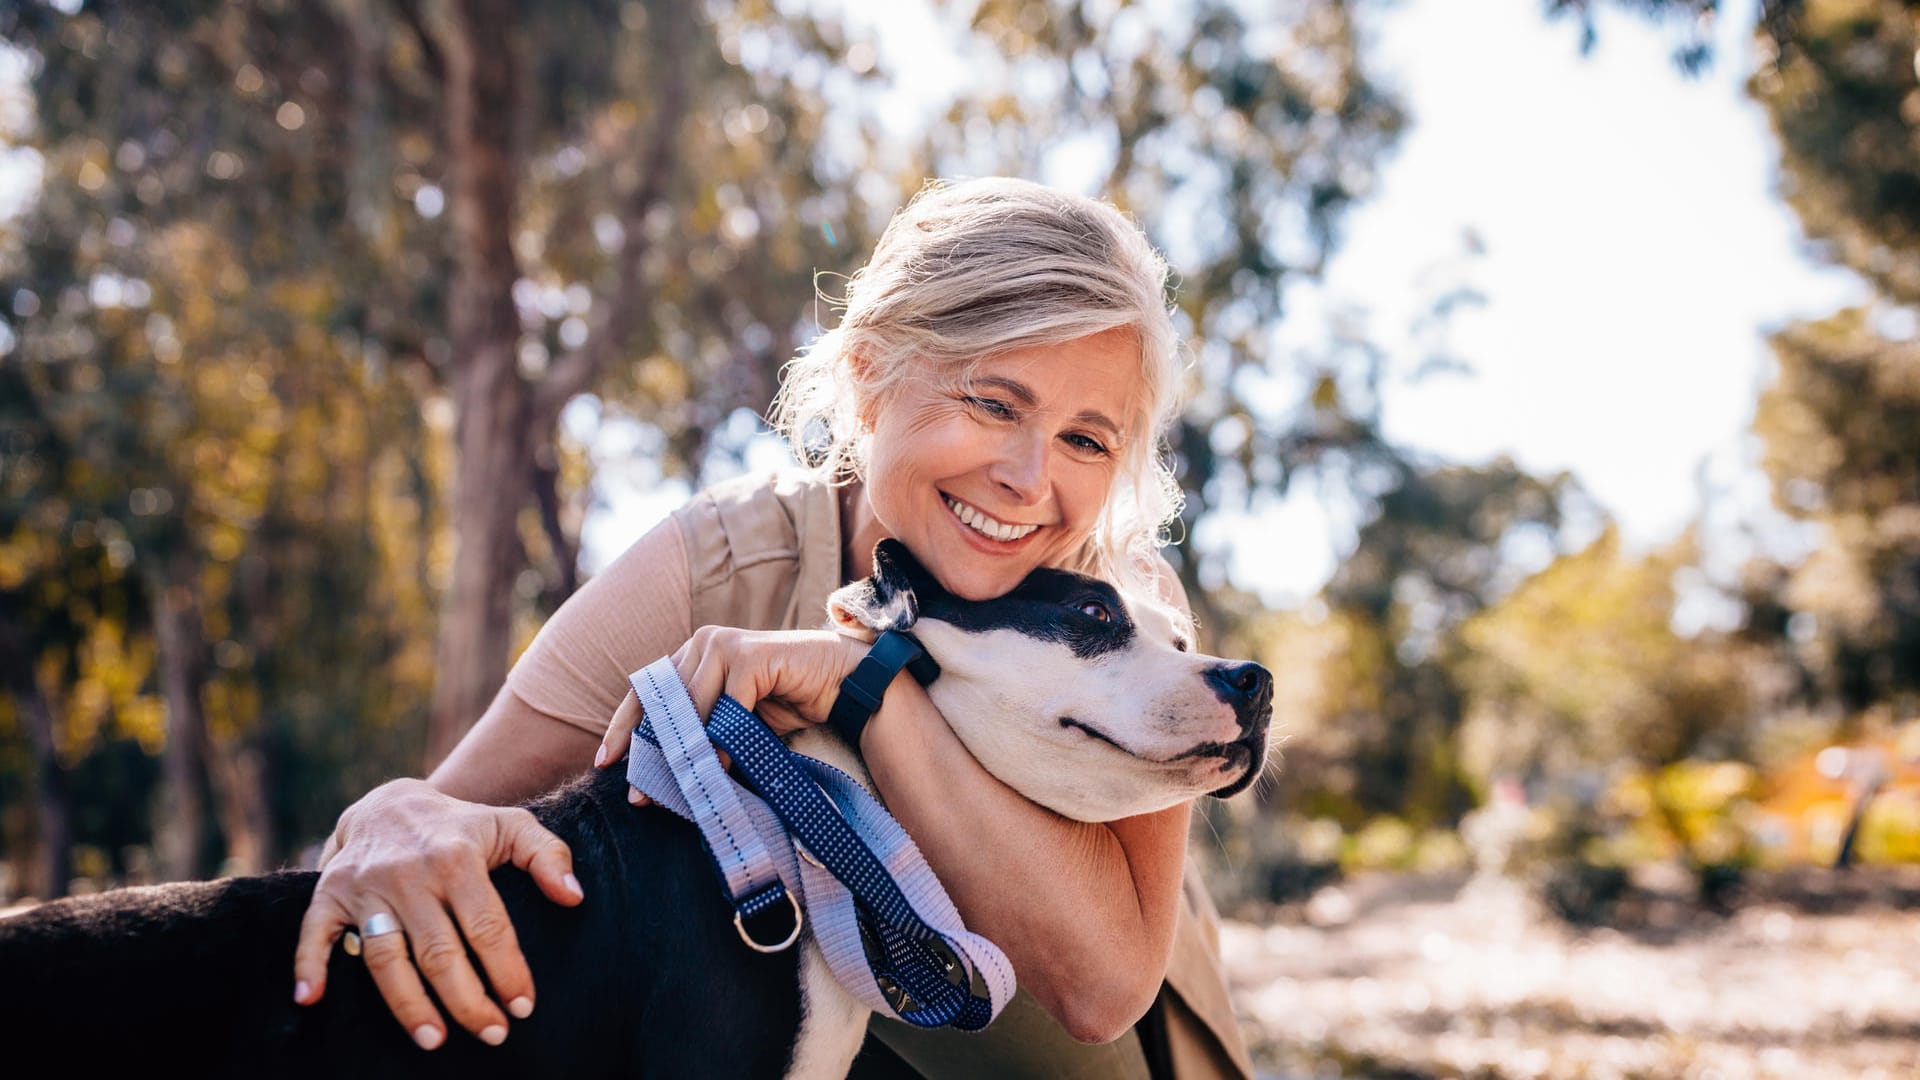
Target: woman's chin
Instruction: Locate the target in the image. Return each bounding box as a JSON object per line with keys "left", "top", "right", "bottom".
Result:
{"left": 923, "top": 554, "right": 1029, "bottom": 602}
{"left": 945, "top": 575, "right": 1020, "bottom": 602}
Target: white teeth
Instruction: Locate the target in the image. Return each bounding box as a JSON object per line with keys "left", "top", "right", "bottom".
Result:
{"left": 944, "top": 496, "right": 1038, "bottom": 542}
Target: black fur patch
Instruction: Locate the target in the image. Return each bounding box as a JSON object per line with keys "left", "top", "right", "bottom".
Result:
{"left": 871, "top": 539, "right": 1136, "bottom": 660}
{"left": 0, "top": 767, "right": 805, "bottom": 1079}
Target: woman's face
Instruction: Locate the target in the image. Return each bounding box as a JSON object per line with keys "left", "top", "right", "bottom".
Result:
{"left": 863, "top": 328, "right": 1144, "bottom": 601}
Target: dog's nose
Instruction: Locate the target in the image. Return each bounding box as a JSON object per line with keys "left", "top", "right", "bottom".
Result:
{"left": 1207, "top": 661, "right": 1272, "bottom": 712}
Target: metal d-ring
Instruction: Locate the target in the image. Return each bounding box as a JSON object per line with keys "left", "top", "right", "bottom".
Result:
{"left": 734, "top": 889, "right": 804, "bottom": 953}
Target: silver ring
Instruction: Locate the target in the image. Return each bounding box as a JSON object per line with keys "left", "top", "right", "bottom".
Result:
{"left": 361, "top": 912, "right": 402, "bottom": 938}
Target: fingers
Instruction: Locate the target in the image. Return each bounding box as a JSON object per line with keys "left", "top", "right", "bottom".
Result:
{"left": 681, "top": 634, "right": 743, "bottom": 718}
{"left": 296, "top": 787, "right": 570, "bottom": 1050}
{"left": 293, "top": 888, "right": 353, "bottom": 1004}
{"left": 500, "top": 807, "right": 584, "bottom": 908}
{"left": 757, "top": 700, "right": 808, "bottom": 737}
{"left": 443, "top": 881, "right": 537, "bottom": 1027}
{"left": 595, "top": 692, "right": 643, "bottom": 769}
{"left": 355, "top": 902, "right": 466, "bottom": 1050}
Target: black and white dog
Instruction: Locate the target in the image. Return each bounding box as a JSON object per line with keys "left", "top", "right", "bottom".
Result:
{"left": 0, "top": 540, "right": 1271, "bottom": 1079}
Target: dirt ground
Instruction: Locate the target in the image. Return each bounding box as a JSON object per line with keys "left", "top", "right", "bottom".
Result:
{"left": 1220, "top": 869, "right": 1920, "bottom": 1079}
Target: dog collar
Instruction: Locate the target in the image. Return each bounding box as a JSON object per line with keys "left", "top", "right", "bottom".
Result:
{"left": 827, "top": 629, "right": 940, "bottom": 746}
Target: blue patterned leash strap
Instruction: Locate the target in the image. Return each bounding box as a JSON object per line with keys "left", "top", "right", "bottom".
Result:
{"left": 625, "top": 656, "right": 1015, "bottom": 1030}
{"left": 625, "top": 660, "right": 800, "bottom": 948}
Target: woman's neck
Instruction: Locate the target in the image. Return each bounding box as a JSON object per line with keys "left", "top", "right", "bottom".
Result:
{"left": 838, "top": 479, "right": 891, "bottom": 586}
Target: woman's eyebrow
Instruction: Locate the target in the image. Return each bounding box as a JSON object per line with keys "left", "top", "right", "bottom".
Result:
{"left": 973, "top": 375, "right": 1122, "bottom": 437}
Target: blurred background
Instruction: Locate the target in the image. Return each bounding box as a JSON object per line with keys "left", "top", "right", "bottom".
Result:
{"left": 2, "top": 0, "right": 1918, "bottom": 1075}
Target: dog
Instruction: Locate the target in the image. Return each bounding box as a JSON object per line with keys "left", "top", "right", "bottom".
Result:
{"left": 0, "top": 539, "right": 1272, "bottom": 1079}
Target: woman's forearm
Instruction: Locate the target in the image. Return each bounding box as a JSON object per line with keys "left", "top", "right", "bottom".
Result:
{"left": 428, "top": 689, "right": 603, "bottom": 806}
{"left": 858, "top": 675, "right": 1190, "bottom": 1043}
{"left": 428, "top": 516, "right": 692, "bottom": 808}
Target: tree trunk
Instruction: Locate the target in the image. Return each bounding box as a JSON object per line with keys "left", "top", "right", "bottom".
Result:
{"left": 205, "top": 735, "right": 273, "bottom": 875}
{"left": 0, "top": 613, "right": 71, "bottom": 899}
{"left": 422, "top": 0, "right": 692, "bottom": 768}
{"left": 426, "top": 0, "right": 530, "bottom": 769}
{"left": 23, "top": 688, "right": 71, "bottom": 899}
{"left": 149, "top": 553, "right": 211, "bottom": 881}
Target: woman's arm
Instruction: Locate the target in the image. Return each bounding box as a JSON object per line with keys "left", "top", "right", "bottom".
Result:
{"left": 429, "top": 691, "right": 601, "bottom": 805}
{"left": 859, "top": 554, "right": 1198, "bottom": 1042}
{"left": 294, "top": 519, "right": 695, "bottom": 1049}
{"left": 858, "top": 674, "right": 1188, "bottom": 1044}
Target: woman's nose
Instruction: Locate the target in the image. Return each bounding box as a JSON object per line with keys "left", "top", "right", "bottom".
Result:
{"left": 988, "top": 429, "right": 1050, "bottom": 504}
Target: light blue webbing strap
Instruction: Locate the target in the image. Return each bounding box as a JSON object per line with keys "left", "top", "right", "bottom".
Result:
{"left": 624, "top": 660, "right": 799, "bottom": 949}
{"left": 624, "top": 656, "right": 1014, "bottom": 1030}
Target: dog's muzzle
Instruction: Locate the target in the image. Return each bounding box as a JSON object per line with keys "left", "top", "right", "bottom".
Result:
{"left": 1204, "top": 660, "right": 1274, "bottom": 798}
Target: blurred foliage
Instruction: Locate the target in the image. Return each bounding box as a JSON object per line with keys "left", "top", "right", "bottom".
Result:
{"left": 1587, "top": 760, "right": 1762, "bottom": 870}
{"left": 1202, "top": 0, "right": 1920, "bottom": 909}
{"left": 1756, "top": 310, "right": 1920, "bottom": 714}
{"left": 0, "top": 0, "right": 1412, "bottom": 891}
{"left": 3, "top": 0, "right": 1919, "bottom": 905}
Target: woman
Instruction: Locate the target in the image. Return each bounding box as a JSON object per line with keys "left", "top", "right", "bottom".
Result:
{"left": 292, "top": 177, "right": 1253, "bottom": 1079}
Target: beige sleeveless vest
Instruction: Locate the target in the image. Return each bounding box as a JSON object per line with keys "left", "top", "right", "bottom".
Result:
{"left": 672, "top": 471, "right": 1253, "bottom": 1080}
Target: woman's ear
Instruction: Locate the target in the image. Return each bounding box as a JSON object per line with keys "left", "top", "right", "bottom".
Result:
{"left": 845, "top": 350, "right": 891, "bottom": 432}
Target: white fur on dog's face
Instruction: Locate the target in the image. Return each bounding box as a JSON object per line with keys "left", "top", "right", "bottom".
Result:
{"left": 913, "top": 598, "right": 1262, "bottom": 822}
{"left": 829, "top": 546, "right": 1272, "bottom": 823}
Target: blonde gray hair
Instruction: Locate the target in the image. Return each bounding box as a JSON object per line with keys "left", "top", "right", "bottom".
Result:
{"left": 770, "top": 177, "right": 1186, "bottom": 601}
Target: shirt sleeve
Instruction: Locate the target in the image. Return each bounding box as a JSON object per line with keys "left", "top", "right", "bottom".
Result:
{"left": 502, "top": 517, "right": 695, "bottom": 736}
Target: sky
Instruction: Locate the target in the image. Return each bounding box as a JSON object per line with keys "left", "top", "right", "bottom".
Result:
{"left": 1193, "top": 0, "right": 1869, "bottom": 614}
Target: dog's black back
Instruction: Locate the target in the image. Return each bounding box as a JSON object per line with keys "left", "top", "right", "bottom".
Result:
{"left": 0, "top": 767, "right": 805, "bottom": 1078}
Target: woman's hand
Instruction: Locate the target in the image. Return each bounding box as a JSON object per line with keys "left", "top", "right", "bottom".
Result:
{"left": 593, "top": 627, "right": 863, "bottom": 794}
{"left": 292, "top": 778, "right": 584, "bottom": 1049}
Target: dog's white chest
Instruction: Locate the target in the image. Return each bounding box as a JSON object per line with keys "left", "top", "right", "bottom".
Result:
{"left": 779, "top": 727, "right": 878, "bottom": 1080}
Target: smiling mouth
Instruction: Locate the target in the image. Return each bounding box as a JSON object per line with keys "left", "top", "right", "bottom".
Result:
{"left": 943, "top": 494, "right": 1040, "bottom": 544}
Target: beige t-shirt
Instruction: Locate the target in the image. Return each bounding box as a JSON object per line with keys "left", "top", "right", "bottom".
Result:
{"left": 503, "top": 470, "right": 1252, "bottom": 1079}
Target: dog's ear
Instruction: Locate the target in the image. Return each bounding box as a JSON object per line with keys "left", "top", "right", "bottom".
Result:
{"left": 827, "top": 539, "right": 924, "bottom": 636}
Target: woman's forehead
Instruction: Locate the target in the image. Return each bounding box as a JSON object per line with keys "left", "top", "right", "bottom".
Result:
{"left": 961, "top": 333, "right": 1147, "bottom": 419}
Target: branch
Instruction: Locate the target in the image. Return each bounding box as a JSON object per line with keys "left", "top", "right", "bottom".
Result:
{"left": 531, "top": 6, "right": 690, "bottom": 429}
{"left": 529, "top": 445, "right": 578, "bottom": 609}
{"left": 387, "top": 0, "right": 447, "bottom": 86}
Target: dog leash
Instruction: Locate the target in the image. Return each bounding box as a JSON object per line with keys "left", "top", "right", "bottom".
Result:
{"left": 625, "top": 656, "right": 1015, "bottom": 1031}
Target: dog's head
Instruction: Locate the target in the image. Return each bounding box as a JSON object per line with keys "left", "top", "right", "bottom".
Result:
{"left": 828, "top": 540, "right": 1273, "bottom": 822}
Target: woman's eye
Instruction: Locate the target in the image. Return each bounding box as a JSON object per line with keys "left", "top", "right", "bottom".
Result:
{"left": 1064, "top": 432, "right": 1110, "bottom": 456}
{"left": 1077, "top": 599, "right": 1112, "bottom": 623}
{"left": 964, "top": 396, "right": 1017, "bottom": 420}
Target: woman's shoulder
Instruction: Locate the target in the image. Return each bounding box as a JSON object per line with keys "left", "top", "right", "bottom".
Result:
{"left": 673, "top": 468, "right": 838, "bottom": 562}
{"left": 672, "top": 468, "right": 845, "bottom": 631}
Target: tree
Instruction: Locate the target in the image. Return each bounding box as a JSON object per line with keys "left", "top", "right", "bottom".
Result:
{"left": 1755, "top": 310, "right": 1920, "bottom": 716}
{"left": 1453, "top": 527, "right": 1754, "bottom": 782}
{"left": 3, "top": 0, "right": 1429, "bottom": 886}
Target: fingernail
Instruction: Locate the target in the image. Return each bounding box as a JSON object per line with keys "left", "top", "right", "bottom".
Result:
{"left": 563, "top": 872, "right": 583, "bottom": 898}
{"left": 413, "top": 1025, "right": 444, "bottom": 1051}
{"left": 293, "top": 980, "right": 310, "bottom": 1004}
{"left": 593, "top": 744, "right": 608, "bottom": 768}
{"left": 508, "top": 996, "right": 534, "bottom": 1019}
{"left": 480, "top": 1024, "right": 508, "bottom": 1046}
{"left": 627, "top": 785, "right": 643, "bottom": 805}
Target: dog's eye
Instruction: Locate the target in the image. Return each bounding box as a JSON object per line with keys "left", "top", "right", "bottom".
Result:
{"left": 1077, "top": 600, "right": 1112, "bottom": 623}
{"left": 1174, "top": 638, "right": 1190, "bottom": 653}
